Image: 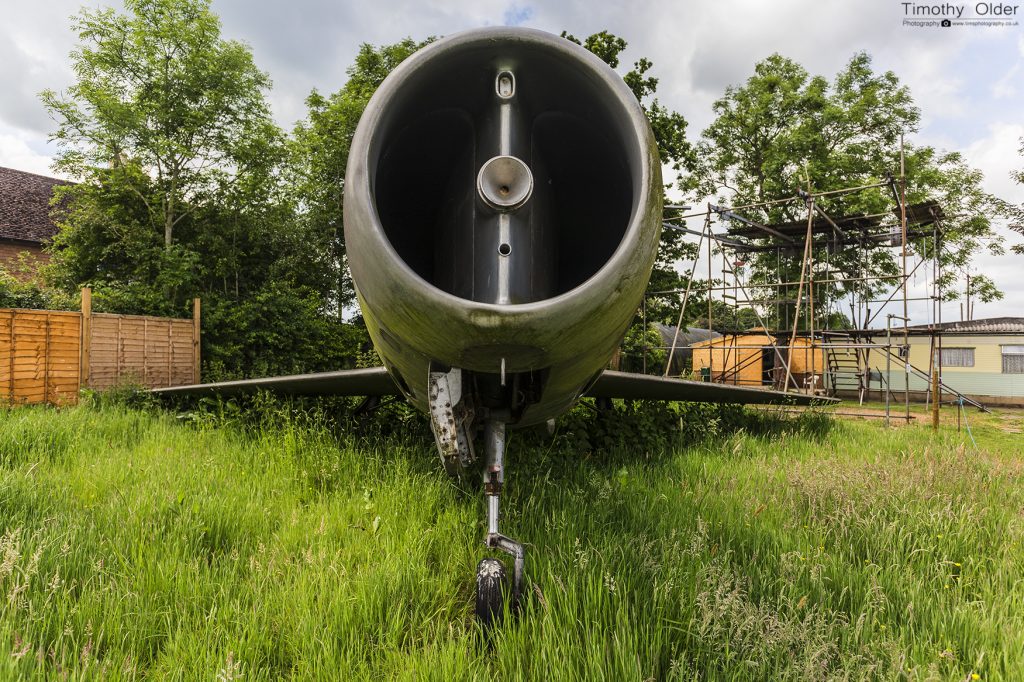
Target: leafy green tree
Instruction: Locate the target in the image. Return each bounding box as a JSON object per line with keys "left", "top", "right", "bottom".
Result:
{"left": 46, "top": 166, "right": 199, "bottom": 315}
{"left": 41, "top": 0, "right": 366, "bottom": 379}
{"left": 42, "top": 0, "right": 276, "bottom": 249}
{"left": 289, "top": 39, "right": 431, "bottom": 314}
{"left": 562, "top": 31, "right": 696, "bottom": 324}
{"left": 618, "top": 322, "right": 666, "bottom": 374}
{"left": 42, "top": 0, "right": 285, "bottom": 314}
{"left": 684, "top": 52, "right": 1003, "bottom": 329}
{"left": 680, "top": 298, "right": 761, "bottom": 333}
{"left": 1005, "top": 138, "right": 1024, "bottom": 256}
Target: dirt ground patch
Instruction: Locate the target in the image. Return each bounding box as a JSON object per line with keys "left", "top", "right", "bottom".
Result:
{"left": 761, "top": 402, "right": 1024, "bottom": 433}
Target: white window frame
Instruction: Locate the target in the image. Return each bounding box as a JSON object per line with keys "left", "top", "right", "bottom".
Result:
{"left": 938, "top": 347, "right": 974, "bottom": 368}
{"left": 1002, "top": 345, "right": 1024, "bottom": 374}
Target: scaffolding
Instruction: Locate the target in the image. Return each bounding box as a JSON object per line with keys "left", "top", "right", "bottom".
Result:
{"left": 648, "top": 147, "right": 988, "bottom": 425}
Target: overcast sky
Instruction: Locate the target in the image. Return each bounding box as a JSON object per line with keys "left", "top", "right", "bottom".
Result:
{"left": 1, "top": 0, "right": 1021, "bottom": 325}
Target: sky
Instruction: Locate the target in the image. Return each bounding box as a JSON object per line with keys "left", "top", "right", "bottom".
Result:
{"left": 1, "top": 0, "right": 1021, "bottom": 326}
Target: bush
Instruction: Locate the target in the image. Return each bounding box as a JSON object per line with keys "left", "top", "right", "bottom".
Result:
{"left": 0, "top": 267, "right": 74, "bottom": 310}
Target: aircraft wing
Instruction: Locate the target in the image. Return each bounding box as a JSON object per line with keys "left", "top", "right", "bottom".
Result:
{"left": 153, "top": 366, "right": 835, "bottom": 407}
{"left": 152, "top": 366, "right": 400, "bottom": 398}
{"left": 586, "top": 370, "right": 837, "bottom": 406}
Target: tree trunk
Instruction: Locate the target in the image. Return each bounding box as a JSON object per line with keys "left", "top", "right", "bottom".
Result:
{"left": 165, "top": 175, "right": 176, "bottom": 247}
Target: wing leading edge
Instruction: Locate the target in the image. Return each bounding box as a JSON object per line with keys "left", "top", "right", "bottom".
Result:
{"left": 153, "top": 367, "right": 836, "bottom": 408}
{"left": 586, "top": 370, "right": 838, "bottom": 406}
{"left": 152, "top": 366, "right": 400, "bottom": 398}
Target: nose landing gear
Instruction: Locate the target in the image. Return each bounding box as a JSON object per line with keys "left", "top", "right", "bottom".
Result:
{"left": 475, "top": 419, "right": 524, "bottom": 627}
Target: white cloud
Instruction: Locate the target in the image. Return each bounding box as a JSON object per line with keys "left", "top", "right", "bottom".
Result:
{"left": 992, "top": 63, "right": 1019, "bottom": 98}
{"left": 992, "top": 34, "right": 1024, "bottom": 98}
{"left": 960, "top": 122, "right": 1024, "bottom": 319}
{"left": 0, "top": 0, "right": 77, "bottom": 135}
{"left": 0, "top": 131, "right": 58, "bottom": 177}
{"left": 965, "top": 122, "right": 1024, "bottom": 204}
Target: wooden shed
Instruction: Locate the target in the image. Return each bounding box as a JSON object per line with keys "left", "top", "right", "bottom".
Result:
{"left": 691, "top": 329, "right": 825, "bottom": 390}
{"left": 691, "top": 329, "right": 779, "bottom": 387}
{"left": 655, "top": 324, "right": 720, "bottom": 375}
{"left": 785, "top": 337, "right": 826, "bottom": 390}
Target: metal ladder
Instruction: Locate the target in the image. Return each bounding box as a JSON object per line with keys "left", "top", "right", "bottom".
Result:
{"left": 822, "top": 332, "right": 866, "bottom": 401}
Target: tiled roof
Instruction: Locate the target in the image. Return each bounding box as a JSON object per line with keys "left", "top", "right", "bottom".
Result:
{"left": 654, "top": 324, "right": 721, "bottom": 348}
{"left": 908, "top": 317, "right": 1024, "bottom": 334}
{"left": 0, "top": 166, "right": 69, "bottom": 244}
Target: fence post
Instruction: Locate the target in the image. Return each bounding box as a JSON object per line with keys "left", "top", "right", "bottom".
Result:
{"left": 44, "top": 314, "right": 50, "bottom": 405}
{"left": 143, "top": 318, "right": 148, "bottom": 387}
{"left": 167, "top": 320, "right": 172, "bottom": 388}
{"left": 80, "top": 287, "right": 92, "bottom": 389}
{"left": 192, "top": 298, "right": 201, "bottom": 383}
{"left": 8, "top": 310, "right": 15, "bottom": 401}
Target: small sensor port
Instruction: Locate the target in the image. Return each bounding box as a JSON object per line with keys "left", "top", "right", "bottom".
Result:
{"left": 496, "top": 71, "right": 515, "bottom": 98}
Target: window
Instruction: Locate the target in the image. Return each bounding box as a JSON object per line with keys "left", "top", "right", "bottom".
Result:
{"left": 939, "top": 347, "right": 974, "bottom": 368}
{"left": 1002, "top": 345, "right": 1024, "bottom": 374}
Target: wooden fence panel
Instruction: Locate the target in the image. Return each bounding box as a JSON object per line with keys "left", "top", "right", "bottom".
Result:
{"left": 0, "top": 309, "right": 81, "bottom": 405}
{"left": 171, "top": 320, "right": 195, "bottom": 386}
{"left": 0, "top": 313, "right": 11, "bottom": 397}
{"left": 1, "top": 293, "right": 200, "bottom": 405}
{"left": 89, "top": 313, "right": 197, "bottom": 390}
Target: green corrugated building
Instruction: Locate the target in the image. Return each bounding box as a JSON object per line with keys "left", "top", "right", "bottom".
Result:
{"left": 854, "top": 317, "right": 1024, "bottom": 407}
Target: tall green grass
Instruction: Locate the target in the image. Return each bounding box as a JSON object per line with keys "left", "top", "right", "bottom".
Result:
{"left": 0, "top": 400, "right": 1020, "bottom": 679}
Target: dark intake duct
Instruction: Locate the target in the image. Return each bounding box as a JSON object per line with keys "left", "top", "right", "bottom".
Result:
{"left": 368, "top": 36, "right": 637, "bottom": 305}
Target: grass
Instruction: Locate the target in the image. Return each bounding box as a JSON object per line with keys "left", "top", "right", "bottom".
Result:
{"left": 0, "top": 398, "right": 1021, "bottom": 680}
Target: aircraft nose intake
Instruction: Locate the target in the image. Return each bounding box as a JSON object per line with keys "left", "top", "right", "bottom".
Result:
{"left": 360, "top": 29, "right": 642, "bottom": 310}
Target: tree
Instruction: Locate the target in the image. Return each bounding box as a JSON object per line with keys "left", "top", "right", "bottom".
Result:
{"left": 684, "top": 53, "right": 1004, "bottom": 329}
{"left": 1005, "top": 138, "right": 1024, "bottom": 256}
{"left": 562, "top": 31, "right": 696, "bottom": 324}
{"left": 41, "top": 0, "right": 365, "bottom": 379}
{"left": 42, "top": 0, "right": 276, "bottom": 249}
{"left": 289, "top": 39, "right": 431, "bottom": 314}
{"left": 0, "top": 265, "right": 73, "bottom": 310}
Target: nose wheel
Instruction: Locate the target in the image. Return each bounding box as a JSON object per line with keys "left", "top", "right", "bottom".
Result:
{"left": 475, "top": 558, "right": 507, "bottom": 627}
{"left": 476, "top": 419, "right": 524, "bottom": 627}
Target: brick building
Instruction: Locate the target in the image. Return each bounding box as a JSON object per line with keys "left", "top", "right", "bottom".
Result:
{"left": 0, "top": 166, "right": 69, "bottom": 279}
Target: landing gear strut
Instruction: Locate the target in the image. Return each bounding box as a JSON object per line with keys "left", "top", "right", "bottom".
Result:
{"left": 475, "top": 419, "right": 524, "bottom": 627}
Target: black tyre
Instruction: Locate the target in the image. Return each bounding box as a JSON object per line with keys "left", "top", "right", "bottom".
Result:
{"left": 475, "top": 558, "right": 508, "bottom": 628}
